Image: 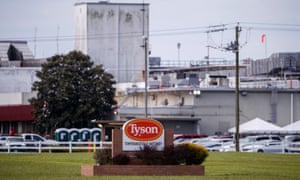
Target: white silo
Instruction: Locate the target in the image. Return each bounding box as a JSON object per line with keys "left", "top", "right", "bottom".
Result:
{"left": 74, "top": 2, "right": 149, "bottom": 83}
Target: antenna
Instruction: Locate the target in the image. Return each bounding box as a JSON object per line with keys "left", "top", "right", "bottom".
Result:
{"left": 34, "top": 27, "right": 37, "bottom": 57}
{"left": 56, "top": 25, "right": 60, "bottom": 54}
{"left": 141, "top": 0, "right": 148, "bottom": 118}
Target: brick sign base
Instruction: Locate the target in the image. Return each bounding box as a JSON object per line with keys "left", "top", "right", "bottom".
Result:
{"left": 81, "top": 165, "right": 205, "bottom": 176}
{"left": 81, "top": 125, "right": 205, "bottom": 176}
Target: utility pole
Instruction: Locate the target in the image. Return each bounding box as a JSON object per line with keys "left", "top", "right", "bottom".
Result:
{"left": 144, "top": 37, "right": 148, "bottom": 118}
{"left": 141, "top": 2, "right": 148, "bottom": 118}
{"left": 235, "top": 24, "right": 241, "bottom": 152}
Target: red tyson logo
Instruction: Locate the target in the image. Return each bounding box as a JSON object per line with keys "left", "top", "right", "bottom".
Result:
{"left": 124, "top": 119, "right": 163, "bottom": 141}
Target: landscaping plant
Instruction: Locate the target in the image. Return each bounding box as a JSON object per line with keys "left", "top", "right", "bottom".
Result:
{"left": 112, "top": 153, "right": 131, "bottom": 165}
{"left": 93, "top": 149, "right": 112, "bottom": 165}
{"left": 176, "top": 142, "right": 209, "bottom": 165}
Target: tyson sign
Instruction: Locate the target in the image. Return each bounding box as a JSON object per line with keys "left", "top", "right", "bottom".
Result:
{"left": 122, "top": 118, "right": 165, "bottom": 151}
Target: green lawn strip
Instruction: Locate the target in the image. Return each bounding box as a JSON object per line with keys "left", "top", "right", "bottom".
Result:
{"left": 0, "top": 153, "right": 94, "bottom": 179}
{"left": 204, "top": 152, "right": 300, "bottom": 179}
{"left": 0, "top": 152, "right": 300, "bottom": 180}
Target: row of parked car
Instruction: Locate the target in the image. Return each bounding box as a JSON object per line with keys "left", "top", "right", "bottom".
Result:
{"left": 174, "top": 134, "right": 300, "bottom": 153}
{"left": 0, "top": 134, "right": 57, "bottom": 152}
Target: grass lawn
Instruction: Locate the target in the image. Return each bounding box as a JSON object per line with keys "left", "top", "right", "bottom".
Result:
{"left": 0, "top": 152, "right": 299, "bottom": 180}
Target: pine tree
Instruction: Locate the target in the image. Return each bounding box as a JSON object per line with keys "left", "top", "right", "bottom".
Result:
{"left": 30, "top": 51, "right": 116, "bottom": 135}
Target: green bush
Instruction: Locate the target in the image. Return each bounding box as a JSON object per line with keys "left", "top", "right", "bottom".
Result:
{"left": 162, "top": 145, "right": 179, "bottom": 165}
{"left": 94, "top": 143, "right": 208, "bottom": 166}
{"left": 93, "top": 149, "right": 112, "bottom": 165}
{"left": 112, "top": 153, "right": 131, "bottom": 165}
{"left": 135, "top": 145, "right": 163, "bottom": 165}
{"left": 134, "top": 143, "right": 208, "bottom": 165}
{"left": 176, "top": 142, "right": 209, "bottom": 165}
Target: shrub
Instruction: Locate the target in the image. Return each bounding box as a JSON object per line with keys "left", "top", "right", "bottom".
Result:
{"left": 93, "top": 149, "right": 112, "bottom": 165}
{"left": 162, "top": 145, "right": 180, "bottom": 165}
{"left": 176, "top": 142, "right": 209, "bottom": 165}
{"left": 134, "top": 143, "right": 208, "bottom": 165}
{"left": 112, "top": 153, "right": 130, "bottom": 165}
{"left": 135, "top": 145, "right": 163, "bottom": 165}
{"left": 93, "top": 143, "right": 208, "bottom": 166}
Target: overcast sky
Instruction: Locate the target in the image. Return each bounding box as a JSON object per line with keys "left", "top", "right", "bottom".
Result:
{"left": 1, "top": 0, "right": 300, "bottom": 63}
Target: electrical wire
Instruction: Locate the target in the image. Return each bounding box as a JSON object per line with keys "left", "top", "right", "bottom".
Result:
{"left": 0, "top": 22, "right": 299, "bottom": 43}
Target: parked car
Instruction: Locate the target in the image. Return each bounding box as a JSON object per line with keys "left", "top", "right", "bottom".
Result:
{"left": 204, "top": 142, "right": 223, "bottom": 151}
{"left": 284, "top": 135, "right": 300, "bottom": 153}
{"left": 189, "top": 137, "right": 212, "bottom": 145}
{"left": 0, "top": 136, "right": 26, "bottom": 152}
{"left": 221, "top": 135, "right": 282, "bottom": 152}
{"left": 191, "top": 136, "right": 233, "bottom": 144}
{"left": 204, "top": 141, "right": 234, "bottom": 152}
{"left": 242, "top": 141, "right": 284, "bottom": 153}
{"left": 21, "top": 133, "right": 57, "bottom": 147}
{"left": 174, "top": 134, "right": 207, "bottom": 140}
{"left": 240, "top": 135, "right": 282, "bottom": 151}
{"left": 173, "top": 138, "right": 190, "bottom": 146}
{"left": 190, "top": 136, "right": 233, "bottom": 152}
{"left": 220, "top": 143, "right": 236, "bottom": 152}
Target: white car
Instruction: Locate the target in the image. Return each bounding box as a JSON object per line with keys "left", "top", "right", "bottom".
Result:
{"left": 0, "top": 136, "right": 26, "bottom": 152}
{"left": 220, "top": 135, "right": 282, "bottom": 152}
{"left": 241, "top": 141, "right": 284, "bottom": 153}
{"left": 190, "top": 136, "right": 234, "bottom": 152}
{"left": 284, "top": 136, "right": 300, "bottom": 153}
{"left": 21, "top": 133, "right": 58, "bottom": 146}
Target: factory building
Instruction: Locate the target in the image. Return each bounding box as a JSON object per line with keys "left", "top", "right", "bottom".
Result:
{"left": 74, "top": 2, "right": 149, "bottom": 83}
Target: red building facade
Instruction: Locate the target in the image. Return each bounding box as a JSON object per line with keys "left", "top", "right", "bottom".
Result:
{"left": 0, "top": 104, "right": 35, "bottom": 135}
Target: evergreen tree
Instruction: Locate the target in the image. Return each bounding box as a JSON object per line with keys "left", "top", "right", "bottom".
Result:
{"left": 30, "top": 51, "right": 116, "bottom": 135}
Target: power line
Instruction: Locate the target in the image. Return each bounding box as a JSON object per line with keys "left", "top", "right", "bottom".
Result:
{"left": 1, "top": 22, "right": 300, "bottom": 43}
{"left": 240, "top": 22, "right": 300, "bottom": 32}
{"left": 240, "top": 22, "right": 300, "bottom": 27}
{"left": 0, "top": 24, "right": 235, "bottom": 42}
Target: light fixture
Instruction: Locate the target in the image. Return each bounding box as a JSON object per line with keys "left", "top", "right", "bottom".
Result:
{"left": 192, "top": 88, "right": 201, "bottom": 97}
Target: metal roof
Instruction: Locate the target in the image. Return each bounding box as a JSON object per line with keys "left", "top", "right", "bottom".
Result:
{"left": 75, "top": 2, "right": 149, "bottom": 6}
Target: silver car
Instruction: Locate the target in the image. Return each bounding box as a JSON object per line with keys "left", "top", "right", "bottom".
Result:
{"left": 284, "top": 135, "right": 300, "bottom": 153}
{"left": 0, "top": 136, "right": 26, "bottom": 152}
{"left": 242, "top": 141, "right": 284, "bottom": 153}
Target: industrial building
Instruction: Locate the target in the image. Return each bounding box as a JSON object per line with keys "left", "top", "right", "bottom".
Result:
{"left": 118, "top": 79, "right": 300, "bottom": 135}
{"left": 0, "top": 2, "right": 300, "bottom": 136}
{"left": 0, "top": 41, "right": 37, "bottom": 134}
{"left": 74, "top": 2, "right": 149, "bottom": 83}
{"left": 249, "top": 52, "right": 300, "bottom": 77}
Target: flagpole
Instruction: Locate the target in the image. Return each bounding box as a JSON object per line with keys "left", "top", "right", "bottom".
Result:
{"left": 265, "top": 35, "right": 267, "bottom": 58}
{"left": 261, "top": 34, "right": 267, "bottom": 58}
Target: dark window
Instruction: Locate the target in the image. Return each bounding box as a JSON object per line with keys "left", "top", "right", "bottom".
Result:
{"left": 256, "top": 137, "right": 269, "bottom": 141}
{"left": 33, "top": 135, "right": 43, "bottom": 141}
{"left": 24, "top": 135, "right": 31, "bottom": 140}
{"left": 271, "top": 136, "right": 281, "bottom": 141}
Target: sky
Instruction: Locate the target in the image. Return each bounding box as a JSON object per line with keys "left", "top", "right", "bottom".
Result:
{"left": 1, "top": 0, "right": 300, "bottom": 64}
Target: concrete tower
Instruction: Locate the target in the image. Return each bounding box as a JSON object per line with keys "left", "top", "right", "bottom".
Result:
{"left": 74, "top": 2, "right": 149, "bottom": 83}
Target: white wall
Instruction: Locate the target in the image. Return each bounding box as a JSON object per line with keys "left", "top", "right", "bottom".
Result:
{"left": 0, "top": 67, "right": 40, "bottom": 93}
{"left": 74, "top": 3, "right": 87, "bottom": 54}
{"left": 0, "top": 93, "right": 22, "bottom": 105}
{"left": 74, "top": 3, "right": 149, "bottom": 83}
